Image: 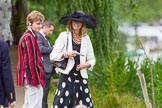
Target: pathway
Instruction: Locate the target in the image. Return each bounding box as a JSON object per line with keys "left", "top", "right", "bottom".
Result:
{"left": 9, "top": 45, "right": 24, "bottom": 108}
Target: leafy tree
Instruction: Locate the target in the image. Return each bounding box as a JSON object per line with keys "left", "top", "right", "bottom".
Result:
{"left": 11, "top": 0, "right": 28, "bottom": 44}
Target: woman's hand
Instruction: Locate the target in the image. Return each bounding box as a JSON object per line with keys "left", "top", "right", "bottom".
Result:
{"left": 76, "top": 63, "right": 91, "bottom": 71}
{"left": 9, "top": 101, "right": 16, "bottom": 108}
{"left": 67, "top": 50, "right": 78, "bottom": 57}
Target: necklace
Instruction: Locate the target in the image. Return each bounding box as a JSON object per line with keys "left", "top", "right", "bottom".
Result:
{"left": 73, "top": 32, "right": 81, "bottom": 44}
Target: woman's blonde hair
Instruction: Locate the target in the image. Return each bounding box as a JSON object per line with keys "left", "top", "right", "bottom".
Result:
{"left": 26, "top": 10, "right": 44, "bottom": 26}
{"left": 66, "top": 20, "right": 87, "bottom": 37}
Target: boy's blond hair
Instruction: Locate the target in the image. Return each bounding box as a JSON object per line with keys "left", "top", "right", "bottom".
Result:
{"left": 26, "top": 10, "right": 44, "bottom": 26}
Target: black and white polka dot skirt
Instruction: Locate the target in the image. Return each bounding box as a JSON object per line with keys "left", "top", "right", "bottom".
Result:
{"left": 52, "top": 67, "right": 94, "bottom": 108}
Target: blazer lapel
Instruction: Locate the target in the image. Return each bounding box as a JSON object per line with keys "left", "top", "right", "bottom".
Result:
{"left": 80, "top": 36, "right": 87, "bottom": 55}
{"left": 67, "top": 32, "right": 73, "bottom": 52}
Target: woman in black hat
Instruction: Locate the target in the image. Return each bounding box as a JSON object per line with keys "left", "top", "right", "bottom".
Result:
{"left": 50, "top": 11, "right": 97, "bottom": 108}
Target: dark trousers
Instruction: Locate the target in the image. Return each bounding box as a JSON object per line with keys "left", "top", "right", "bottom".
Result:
{"left": 42, "top": 72, "right": 53, "bottom": 108}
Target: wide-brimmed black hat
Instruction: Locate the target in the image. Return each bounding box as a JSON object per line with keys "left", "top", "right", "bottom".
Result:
{"left": 59, "top": 11, "right": 97, "bottom": 29}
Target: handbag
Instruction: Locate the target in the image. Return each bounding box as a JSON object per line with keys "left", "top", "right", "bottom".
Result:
{"left": 52, "top": 34, "right": 68, "bottom": 70}
{"left": 53, "top": 58, "right": 68, "bottom": 69}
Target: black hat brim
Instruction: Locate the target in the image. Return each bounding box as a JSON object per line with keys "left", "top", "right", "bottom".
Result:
{"left": 59, "top": 17, "right": 85, "bottom": 25}
{"left": 59, "top": 11, "right": 97, "bottom": 29}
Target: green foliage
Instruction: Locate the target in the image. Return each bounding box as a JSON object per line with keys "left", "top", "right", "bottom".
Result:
{"left": 115, "top": 0, "right": 162, "bottom": 22}
{"left": 140, "top": 58, "right": 162, "bottom": 106}
{"left": 137, "top": 0, "right": 162, "bottom": 22}
{"left": 48, "top": 83, "right": 57, "bottom": 107}
{"left": 91, "top": 86, "right": 145, "bottom": 108}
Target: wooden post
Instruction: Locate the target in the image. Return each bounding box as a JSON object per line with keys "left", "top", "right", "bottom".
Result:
{"left": 137, "top": 71, "right": 152, "bottom": 108}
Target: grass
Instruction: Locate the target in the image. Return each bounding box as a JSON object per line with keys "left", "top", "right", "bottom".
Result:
{"left": 48, "top": 83, "right": 57, "bottom": 108}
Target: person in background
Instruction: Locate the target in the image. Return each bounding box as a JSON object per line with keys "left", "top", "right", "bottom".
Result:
{"left": 50, "top": 11, "right": 97, "bottom": 108}
{"left": 36, "top": 20, "right": 55, "bottom": 108}
{"left": 16, "top": 10, "right": 45, "bottom": 108}
{"left": 0, "top": 39, "right": 16, "bottom": 108}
